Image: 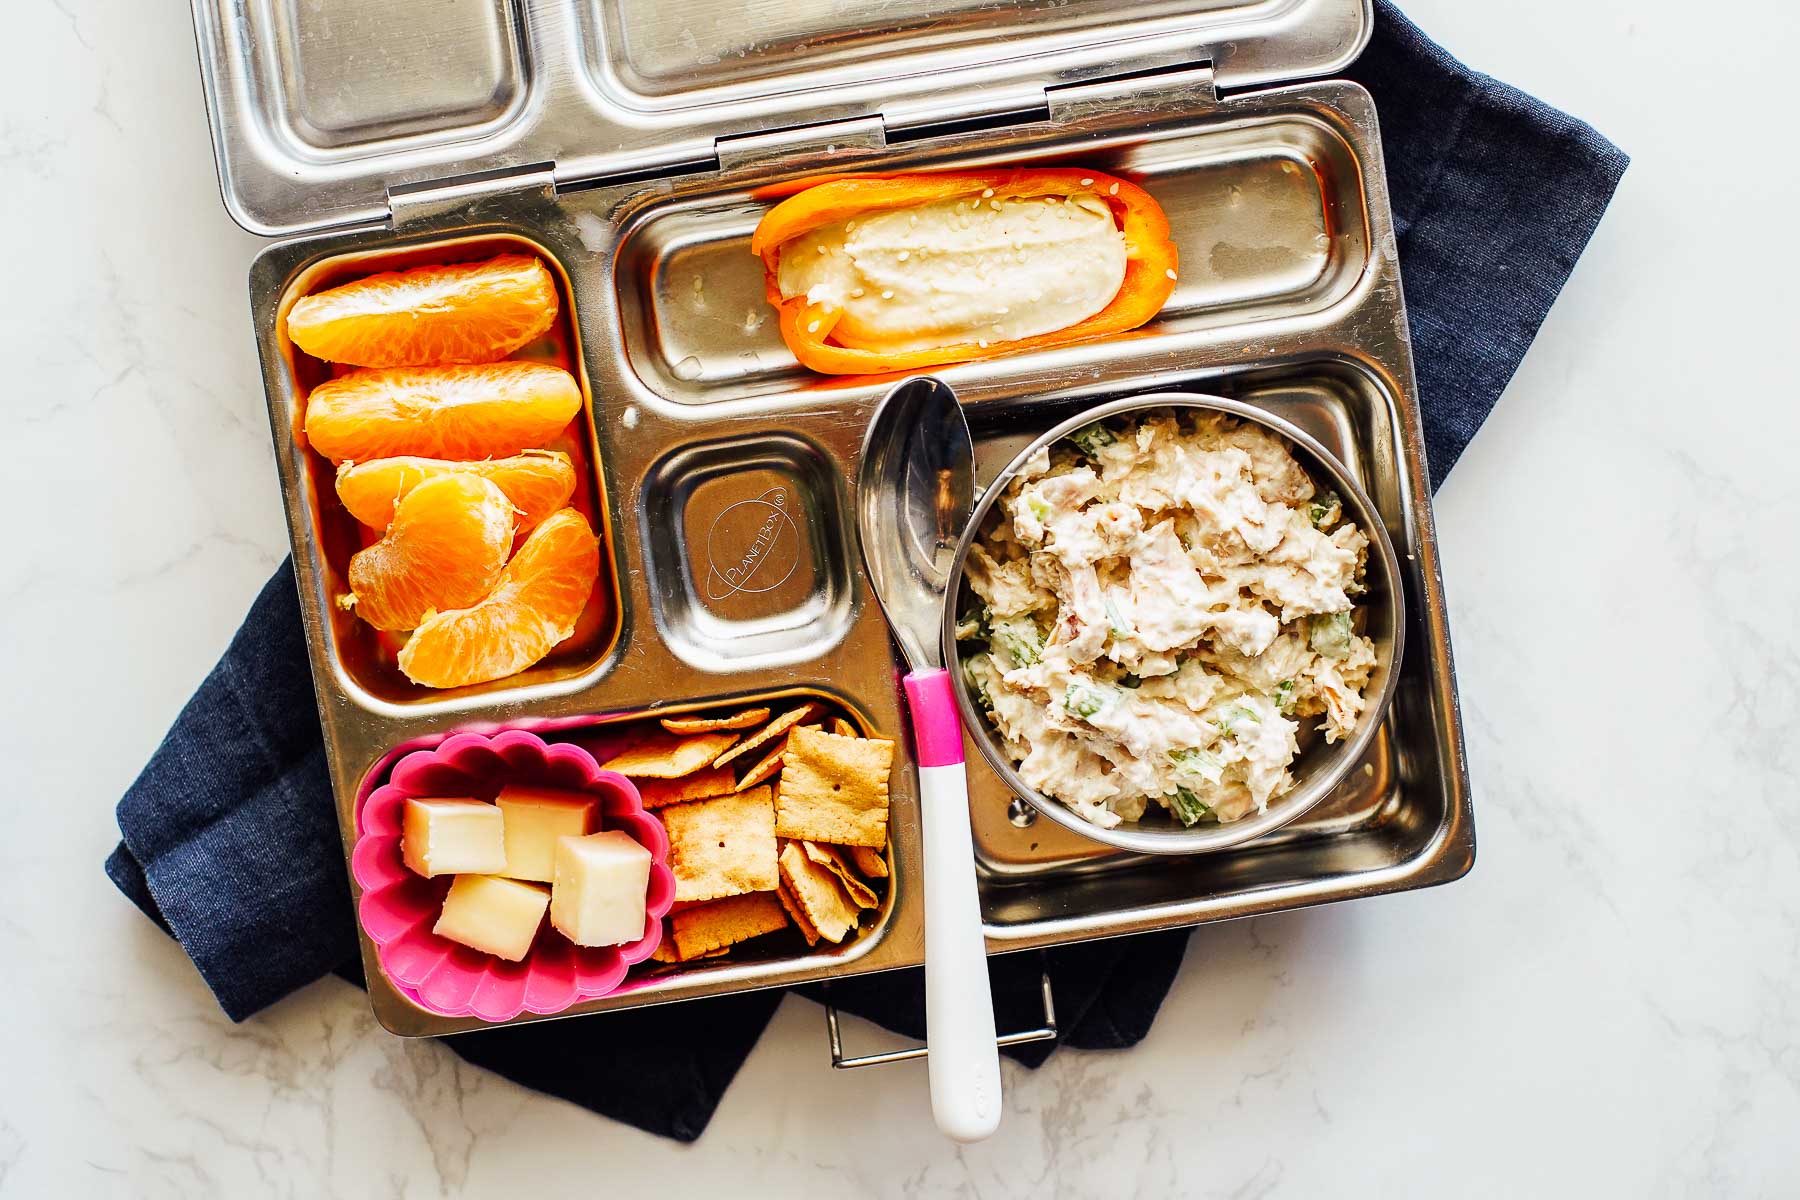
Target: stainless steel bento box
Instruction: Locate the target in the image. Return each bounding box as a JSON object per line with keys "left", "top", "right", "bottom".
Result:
{"left": 188, "top": 0, "right": 1473, "bottom": 1039}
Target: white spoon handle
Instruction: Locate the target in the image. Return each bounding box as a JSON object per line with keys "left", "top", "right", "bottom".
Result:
{"left": 905, "top": 669, "right": 1002, "bottom": 1143}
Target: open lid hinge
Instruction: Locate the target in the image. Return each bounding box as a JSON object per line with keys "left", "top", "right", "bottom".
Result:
{"left": 385, "top": 163, "right": 559, "bottom": 228}
{"left": 707, "top": 58, "right": 1216, "bottom": 178}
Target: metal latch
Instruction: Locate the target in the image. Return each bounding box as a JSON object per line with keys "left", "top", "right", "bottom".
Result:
{"left": 714, "top": 116, "right": 887, "bottom": 175}
{"left": 386, "top": 163, "right": 559, "bottom": 228}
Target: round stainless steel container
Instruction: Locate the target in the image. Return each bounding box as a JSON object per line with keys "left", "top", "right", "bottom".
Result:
{"left": 940, "top": 393, "right": 1406, "bottom": 856}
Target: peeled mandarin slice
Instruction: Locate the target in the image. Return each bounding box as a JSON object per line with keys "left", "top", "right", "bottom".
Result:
{"left": 304, "top": 361, "right": 581, "bottom": 463}
{"left": 399, "top": 508, "right": 600, "bottom": 689}
{"left": 286, "top": 254, "right": 559, "bottom": 368}
{"left": 345, "top": 473, "right": 514, "bottom": 631}
{"left": 335, "top": 451, "right": 577, "bottom": 532}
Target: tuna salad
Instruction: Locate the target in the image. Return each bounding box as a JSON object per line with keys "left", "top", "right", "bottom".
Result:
{"left": 957, "top": 409, "right": 1378, "bottom": 828}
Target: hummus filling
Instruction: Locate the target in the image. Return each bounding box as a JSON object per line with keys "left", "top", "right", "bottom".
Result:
{"left": 775, "top": 193, "right": 1127, "bottom": 353}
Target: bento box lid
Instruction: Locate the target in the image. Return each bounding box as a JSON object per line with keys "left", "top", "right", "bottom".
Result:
{"left": 189, "top": 0, "right": 1371, "bottom": 236}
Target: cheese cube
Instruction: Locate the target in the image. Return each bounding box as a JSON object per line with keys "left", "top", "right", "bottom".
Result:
{"left": 401, "top": 798, "right": 506, "bottom": 878}
{"left": 496, "top": 785, "right": 599, "bottom": 882}
{"left": 551, "top": 831, "right": 653, "bottom": 947}
{"left": 433, "top": 874, "right": 549, "bottom": 961}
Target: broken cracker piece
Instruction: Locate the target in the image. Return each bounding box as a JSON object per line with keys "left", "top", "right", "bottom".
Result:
{"left": 663, "top": 785, "right": 778, "bottom": 902}
{"left": 802, "top": 840, "right": 878, "bottom": 909}
{"left": 830, "top": 717, "right": 858, "bottom": 738}
{"left": 778, "top": 841, "right": 859, "bottom": 943}
{"left": 633, "top": 766, "right": 735, "bottom": 809}
{"left": 776, "top": 881, "right": 819, "bottom": 946}
{"left": 660, "top": 707, "right": 771, "bottom": 736}
{"left": 603, "top": 730, "right": 740, "bottom": 778}
{"left": 669, "top": 891, "right": 788, "bottom": 961}
{"left": 710, "top": 704, "right": 817, "bottom": 769}
{"left": 846, "top": 844, "right": 888, "bottom": 879}
{"left": 774, "top": 727, "right": 894, "bottom": 848}
{"left": 733, "top": 723, "right": 822, "bottom": 793}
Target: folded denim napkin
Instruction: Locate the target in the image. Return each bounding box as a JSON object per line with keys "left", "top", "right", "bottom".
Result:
{"left": 106, "top": 0, "right": 1626, "bottom": 1143}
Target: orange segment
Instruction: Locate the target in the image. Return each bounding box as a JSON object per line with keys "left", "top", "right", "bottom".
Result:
{"left": 345, "top": 474, "right": 514, "bottom": 631}
{"left": 335, "top": 451, "right": 577, "bottom": 532}
{"left": 303, "top": 362, "right": 581, "bottom": 463}
{"left": 399, "top": 508, "right": 600, "bottom": 688}
{"left": 286, "top": 254, "right": 559, "bottom": 367}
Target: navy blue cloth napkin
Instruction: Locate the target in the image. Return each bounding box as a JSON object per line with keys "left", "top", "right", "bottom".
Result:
{"left": 106, "top": 1, "right": 1626, "bottom": 1143}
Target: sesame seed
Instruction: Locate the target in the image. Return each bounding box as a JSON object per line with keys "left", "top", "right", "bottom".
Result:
{"left": 897, "top": 250, "right": 910, "bottom": 261}
{"left": 978, "top": 340, "right": 988, "bottom": 348}
{"left": 850, "top": 287, "right": 865, "bottom": 298}
{"left": 882, "top": 290, "right": 894, "bottom": 299}
{"left": 1080, "top": 177, "right": 1094, "bottom": 186}
{"left": 990, "top": 199, "right": 1001, "bottom": 211}
{"left": 816, "top": 244, "right": 827, "bottom": 254}
{"left": 1165, "top": 268, "right": 1178, "bottom": 280}
{"left": 1109, "top": 183, "right": 1119, "bottom": 195}
{"left": 807, "top": 320, "right": 820, "bottom": 332}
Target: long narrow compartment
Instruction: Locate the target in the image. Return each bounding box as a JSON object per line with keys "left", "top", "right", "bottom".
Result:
{"left": 613, "top": 109, "right": 1371, "bottom": 405}
{"left": 273, "top": 233, "right": 625, "bottom": 709}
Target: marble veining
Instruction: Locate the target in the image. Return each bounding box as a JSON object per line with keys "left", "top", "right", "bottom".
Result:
{"left": 2, "top": 0, "right": 1797, "bottom": 1194}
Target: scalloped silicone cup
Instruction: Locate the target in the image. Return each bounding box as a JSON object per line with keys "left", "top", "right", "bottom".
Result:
{"left": 351, "top": 730, "right": 675, "bottom": 1023}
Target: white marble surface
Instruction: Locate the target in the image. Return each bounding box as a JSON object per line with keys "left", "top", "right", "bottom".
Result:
{"left": 3, "top": 0, "right": 1797, "bottom": 1194}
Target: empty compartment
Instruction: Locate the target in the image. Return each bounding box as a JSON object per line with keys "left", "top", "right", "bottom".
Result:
{"left": 274, "top": 233, "right": 624, "bottom": 710}
{"left": 267, "top": 0, "right": 526, "bottom": 152}
{"left": 613, "top": 109, "right": 1369, "bottom": 405}
{"left": 640, "top": 434, "right": 855, "bottom": 670}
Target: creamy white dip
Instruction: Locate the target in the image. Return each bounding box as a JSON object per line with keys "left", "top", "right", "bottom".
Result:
{"left": 775, "top": 193, "right": 1127, "bottom": 352}
{"left": 958, "top": 411, "right": 1377, "bottom": 828}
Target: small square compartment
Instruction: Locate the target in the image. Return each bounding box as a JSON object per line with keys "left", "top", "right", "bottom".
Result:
{"left": 272, "top": 233, "right": 624, "bottom": 710}
{"left": 639, "top": 434, "right": 855, "bottom": 670}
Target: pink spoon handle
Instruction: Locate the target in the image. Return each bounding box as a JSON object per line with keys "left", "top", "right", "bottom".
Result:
{"left": 902, "top": 668, "right": 1002, "bottom": 1142}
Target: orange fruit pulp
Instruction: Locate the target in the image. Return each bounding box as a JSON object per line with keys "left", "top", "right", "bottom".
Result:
{"left": 303, "top": 361, "right": 581, "bottom": 463}
{"left": 286, "top": 253, "right": 560, "bottom": 368}
{"left": 399, "top": 508, "right": 601, "bottom": 689}
{"left": 345, "top": 473, "right": 515, "bottom": 631}
{"left": 335, "top": 451, "right": 577, "bottom": 533}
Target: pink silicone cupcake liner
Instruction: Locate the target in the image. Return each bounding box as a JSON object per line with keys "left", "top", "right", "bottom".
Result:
{"left": 351, "top": 729, "right": 675, "bottom": 1023}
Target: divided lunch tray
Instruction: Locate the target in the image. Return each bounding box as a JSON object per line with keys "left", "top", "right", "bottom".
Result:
{"left": 194, "top": 0, "right": 1473, "bottom": 1037}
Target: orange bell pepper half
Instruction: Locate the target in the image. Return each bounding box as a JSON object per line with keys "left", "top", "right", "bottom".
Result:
{"left": 750, "top": 169, "right": 1178, "bottom": 375}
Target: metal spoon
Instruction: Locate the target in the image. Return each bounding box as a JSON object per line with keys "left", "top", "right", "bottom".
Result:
{"left": 856, "top": 375, "right": 1001, "bottom": 1142}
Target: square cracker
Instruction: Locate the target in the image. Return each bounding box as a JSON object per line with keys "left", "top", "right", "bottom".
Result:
{"left": 774, "top": 727, "right": 894, "bottom": 848}
{"left": 778, "top": 842, "right": 859, "bottom": 943}
{"left": 669, "top": 892, "right": 788, "bottom": 961}
{"left": 663, "top": 786, "right": 778, "bottom": 902}
{"left": 634, "top": 766, "right": 735, "bottom": 809}
{"left": 711, "top": 704, "right": 817, "bottom": 769}
{"left": 603, "top": 731, "right": 740, "bottom": 778}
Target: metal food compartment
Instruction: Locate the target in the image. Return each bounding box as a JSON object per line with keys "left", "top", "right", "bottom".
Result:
{"left": 271, "top": 233, "right": 623, "bottom": 708}
{"left": 200, "top": 0, "right": 1472, "bottom": 1038}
